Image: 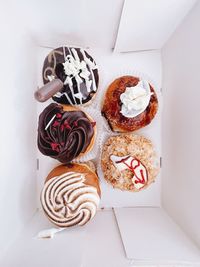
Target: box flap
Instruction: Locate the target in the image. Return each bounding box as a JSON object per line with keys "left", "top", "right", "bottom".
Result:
{"left": 114, "top": 0, "right": 197, "bottom": 52}
{"left": 114, "top": 207, "right": 200, "bottom": 264}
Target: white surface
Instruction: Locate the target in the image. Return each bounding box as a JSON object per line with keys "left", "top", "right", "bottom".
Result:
{"left": 1, "top": 209, "right": 200, "bottom": 267}
{"left": 6, "top": 0, "right": 123, "bottom": 49}
{"left": 36, "top": 47, "right": 162, "bottom": 208}
{"left": 0, "top": 210, "right": 129, "bottom": 267}
{"left": 82, "top": 209, "right": 129, "bottom": 267}
{"left": 162, "top": 1, "right": 200, "bottom": 248}
{"left": 114, "top": 207, "right": 200, "bottom": 264}
{"left": 0, "top": 211, "right": 85, "bottom": 267}
{"left": 76, "top": 0, "right": 124, "bottom": 49}
{"left": 0, "top": 3, "right": 37, "bottom": 258}
{"left": 114, "top": 0, "right": 197, "bottom": 52}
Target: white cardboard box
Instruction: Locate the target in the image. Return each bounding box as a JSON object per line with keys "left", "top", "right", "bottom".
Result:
{"left": 0, "top": 0, "right": 200, "bottom": 266}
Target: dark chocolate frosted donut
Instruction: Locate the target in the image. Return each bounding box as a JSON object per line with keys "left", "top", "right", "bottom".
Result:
{"left": 37, "top": 103, "right": 95, "bottom": 163}
{"left": 42, "top": 47, "right": 99, "bottom": 105}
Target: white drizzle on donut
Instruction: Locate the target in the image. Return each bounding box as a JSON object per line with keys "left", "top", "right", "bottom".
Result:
{"left": 80, "top": 48, "right": 97, "bottom": 92}
{"left": 53, "top": 47, "right": 98, "bottom": 104}
{"left": 41, "top": 172, "right": 100, "bottom": 227}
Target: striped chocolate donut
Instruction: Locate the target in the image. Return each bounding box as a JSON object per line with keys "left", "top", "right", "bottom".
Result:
{"left": 42, "top": 46, "right": 99, "bottom": 105}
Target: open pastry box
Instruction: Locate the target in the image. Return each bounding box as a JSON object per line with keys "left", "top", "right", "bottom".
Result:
{"left": 1, "top": 0, "right": 200, "bottom": 266}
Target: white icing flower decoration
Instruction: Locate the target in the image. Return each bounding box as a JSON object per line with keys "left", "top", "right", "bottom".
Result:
{"left": 120, "top": 80, "right": 153, "bottom": 118}
{"left": 63, "top": 54, "right": 90, "bottom": 81}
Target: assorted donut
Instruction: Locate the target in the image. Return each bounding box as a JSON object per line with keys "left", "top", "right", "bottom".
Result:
{"left": 101, "top": 134, "right": 159, "bottom": 192}
{"left": 42, "top": 46, "right": 99, "bottom": 105}
{"left": 37, "top": 103, "right": 96, "bottom": 163}
{"left": 41, "top": 163, "right": 100, "bottom": 227}
{"left": 101, "top": 76, "right": 158, "bottom": 132}
{"left": 35, "top": 46, "right": 159, "bottom": 230}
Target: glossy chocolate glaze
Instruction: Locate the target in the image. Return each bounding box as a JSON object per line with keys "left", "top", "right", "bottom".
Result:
{"left": 42, "top": 47, "right": 99, "bottom": 105}
{"left": 37, "top": 103, "right": 94, "bottom": 163}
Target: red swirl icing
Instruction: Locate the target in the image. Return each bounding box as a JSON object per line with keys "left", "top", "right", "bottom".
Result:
{"left": 116, "top": 156, "right": 148, "bottom": 187}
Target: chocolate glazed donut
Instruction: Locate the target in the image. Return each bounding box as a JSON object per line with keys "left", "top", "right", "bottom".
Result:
{"left": 37, "top": 103, "right": 95, "bottom": 163}
{"left": 42, "top": 47, "right": 99, "bottom": 105}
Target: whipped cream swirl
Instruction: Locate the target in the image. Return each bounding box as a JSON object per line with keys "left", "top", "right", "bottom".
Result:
{"left": 120, "top": 80, "right": 153, "bottom": 118}
{"left": 41, "top": 172, "right": 100, "bottom": 227}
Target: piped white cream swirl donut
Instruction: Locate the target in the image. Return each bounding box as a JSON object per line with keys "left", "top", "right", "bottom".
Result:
{"left": 41, "top": 165, "right": 100, "bottom": 227}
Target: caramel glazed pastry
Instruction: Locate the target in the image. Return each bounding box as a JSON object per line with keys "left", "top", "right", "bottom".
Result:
{"left": 102, "top": 76, "right": 158, "bottom": 132}
{"left": 41, "top": 163, "right": 101, "bottom": 227}
{"left": 101, "top": 134, "right": 159, "bottom": 192}
{"left": 42, "top": 46, "right": 99, "bottom": 105}
{"left": 37, "top": 103, "right": 96, "bottom": 163}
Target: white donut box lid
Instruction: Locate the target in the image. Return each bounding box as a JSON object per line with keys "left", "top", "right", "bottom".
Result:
{"left": 1, "top": 0, "right": 200, "bottom": 266}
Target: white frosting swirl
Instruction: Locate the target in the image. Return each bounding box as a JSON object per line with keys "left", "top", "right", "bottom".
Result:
{"left": 120, "top": 80, "right": 153, "bottom": 118}
{"left": 41, "top": 172, "right": 100, "bottom": 227}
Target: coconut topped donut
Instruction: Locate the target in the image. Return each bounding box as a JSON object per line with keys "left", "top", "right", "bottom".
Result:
{"left": 37, "top": 103, "right": 96, "bottom": 163}
{"left": 42, "top": 46, "right": 99, "bottom": 105}
{"left": 101, "top": 134, "right": 159, "bottom": 192}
